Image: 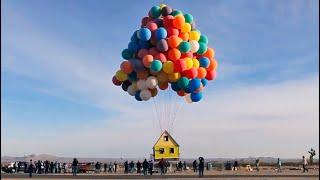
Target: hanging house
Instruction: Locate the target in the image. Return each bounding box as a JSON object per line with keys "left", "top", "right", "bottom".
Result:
{"left": 153, "top": 130, "right": 180, "bottom": 161}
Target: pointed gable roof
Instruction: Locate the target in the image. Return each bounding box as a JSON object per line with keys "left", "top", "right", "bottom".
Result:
{"left": 153, "top": 130, "right": 179, "bottom": 147}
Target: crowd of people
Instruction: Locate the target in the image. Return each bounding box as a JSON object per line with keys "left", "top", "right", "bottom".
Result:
{"left": 3, "top": 156, "right": 314, "bottom": 178}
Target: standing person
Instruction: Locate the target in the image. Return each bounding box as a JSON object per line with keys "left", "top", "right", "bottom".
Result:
{"left": 114, "top": 162, "right": 117, "bottom": 173}
{"left": 58, "top": 162, "right": 61, "bottom": 173}
{"left": 165, "top": 160, "right": 170, "bottom": 173}
{"left": 276, "top": 158, "right": 282, "bottom": 172}
{"left": 13, "top": 162, "right": 17, "bottom": 173}
{"left": 108, "top": 162, "right": 113, "bottom": 173}
{"left": 148, "top": 160, "right": 153, "bottom": 175}
{"left": 124, "top": 161, "right": 129, "bottom": 174}
{"left": 24, "top": 162, "right": 28, "bottom": 173}
{"left": 129, "top": 161, "right": 135, "bottom": 173}
{"left": 104, "top": 163, "right": 107, "bottom": 173}
{"left": 302, "top": 156, "right": 309, "bottom": 173}
{"left": 63, "top": 163, "right": 67, "bottom": 173}
{"left": 33, "top": 161, "right": 37, "bottom": 173}
{"left": 136, "top": 161, "right": 142, "bottom": 174}
{"left": 183, "top": 161, "right": 187, "bottom": 171}
{"left": 142, "top": 159, "right": 148, "bottom": 176}
{"left": 72, "top": 158, "right": 79, "bottom": 176}
{"left": 37, "top": 161, "right": 41, "bottom": 174}
{"left": 159, "top": 158, "right": 165, "bottom": 175}
{"left": 50, "top": 161, "right": 54, "bottom": 173}
{"left": 44, "top": 160, "right": 49, "bottom": 174}
{"left": 193, "top": 160, "right": 198, "bottom": 172}
{"left": 198, "top": 157, "right": 205, "bottom": 178}
{"left": 233, "top": 161, "right": 239, "bottom": 171}
{"left": 28, "top": 160, "right": 34, "bottom": 178}
{"left": 54, "top": 161, "right": 58, "bottom": 173}
{"left": 178, "top": 161, "right": 183, "bottom": 171}
{"left": 255, "top": 159, "right": 260, "bottom": 172}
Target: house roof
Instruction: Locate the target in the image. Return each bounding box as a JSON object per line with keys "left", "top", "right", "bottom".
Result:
{"left": 153, "top": 130, "right": 179, "bottom": 147}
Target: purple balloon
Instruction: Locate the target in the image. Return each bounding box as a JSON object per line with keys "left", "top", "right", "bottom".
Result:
{"left": 156, "top": 39, "right": 169, "bottom": 52}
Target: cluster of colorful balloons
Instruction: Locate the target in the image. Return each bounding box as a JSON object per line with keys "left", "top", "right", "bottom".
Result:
{"left": 112, "top": 4, "right": 218, "bottom": 102}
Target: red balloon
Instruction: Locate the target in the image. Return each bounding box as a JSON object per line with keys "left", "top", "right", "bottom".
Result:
{"left": 206, "top": 70, "right": 217, "bottom": 80}
{"left": 184, "top": 67, "right": 198, "bottom": 79}
{"left": 181, "top": 52, "right": 193, "bottom": 58}
{"left": 141, "top": 16, "right": 151, "bottom": 26}
{"left": 174, "top": 59, "right": 187, "bottom": 72}
{"left": 159, "top": 82, "right": 169, "bottom": 90}
{"left": 167, "top": 28, "right": 179, "bottom": 37}
{"left": 149, "top": 47, "right": 159, "bottom": 57}
{"left": 177, "top": 89, "right": 186, "bottom": 96}
{"left": 138, "top": 49, "right": 149, "bottom": 59}
{"left": 112, "top": 76, "right": 122, "bottom": 86}
{"left": 163, "top": 15, "right": 174, "bottom": 28}
{"left": 146, "top": 21, "right": 158, "bottom": 31}
{"left": 155, "top": 53, "right": 167, "bottom": 63}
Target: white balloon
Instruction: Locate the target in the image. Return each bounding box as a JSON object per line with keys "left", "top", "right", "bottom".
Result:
{"left": 184, "top": 93, "right": 193, "bottom": 103}
{"left": 140, "top": 89, "right": 152, "bottom": 101}
{"left": 189, "top": 40, "right": 199, "bottom": 53}
{"left": 137, "top": 80, "right": 147, "bottom": 90}
{"left": 146, "top": 76, "right": 158, "bottom": 89}
{"left": 127, "top": 85, "right": 137, "bottom": 96}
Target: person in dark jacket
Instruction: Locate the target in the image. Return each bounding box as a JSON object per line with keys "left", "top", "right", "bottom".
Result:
{"left": 193, "top": 160, "right": 198, "bottom": 172}
{"left": 129, "top": 161, "right": 135, "bottom": 173}
{"left": 148, "top": 160, "right": 153, "bottom": 175}
{"left": 178, "top": 161, "right": 183, "bottom": 171}
{"left": 72, "top": 158, "right": 78, "bottom": 176}
{"left": 136, "top": 161, "right": 142, "bottom": 174}
{"left": 142, "top": 159, "right": 148, "bottom": 175}
{"left": 44, "top": 160, "right": 49, "bottom": 174}
{"left": 104, "top": 163, "right": 107, "bottom": 173}
{"left": 124, "top": 161, "right": 129, "bottom": 174}
{"left": 114, "top": 162, "right": 118, "bottom": 173}
{"left": 198, "top": 157, "right": 204, "bottom": 178}
{"left": 159, "top": 158, "right": 165, "bottom": 175}
{"left": 28, "top": 160, "right": 34, "bottom": 178}
{"left": 37, "top": 161, "right": 42, "bottom": 174}
{"left": 50, "top": 162, "right": 54, "bottom": 173}
{"left": 233, "top": 161, "right": 239, "bottom": 171}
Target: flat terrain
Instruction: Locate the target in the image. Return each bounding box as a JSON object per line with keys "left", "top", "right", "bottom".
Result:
{"left": 2, "top": 168, "right": 319, "bottom": 179}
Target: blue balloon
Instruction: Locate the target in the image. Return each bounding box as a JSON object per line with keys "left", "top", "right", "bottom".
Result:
{"left": 138, "top": 28, "right": 151, "bottom": 41}
{"left": 131, "top": 30, "right": 139, "bottom": 42}
{"left": 135, "top": 91, "right": 142, "bottom": 101}
{"left": 171, "top": 82, "right": 180, "bottom": 92}
{"left": 184, "top": 86, "right": 192, "bottom": 93}
{"left": 121, "top": 49, "right": 134, "bottom": 60}
{"left": 201, "top": 78, "right": 208, "bottom": 87}
{"left": 189, "top": 78, "right": 201, "bottom": 92}
{"left": 128, "top": 41, "right": 139, "bottom": 52}
{"left": 191, "top": 92, "right": 202, "bottom": 102}
{"left": 155, "top": 27, "right": 167, "bottom": 40}
{"left": 199, "top": 57, "right": 210, "bottom": 68}
{"left": 138, "top": 40, "right": 151, "bottom": 49}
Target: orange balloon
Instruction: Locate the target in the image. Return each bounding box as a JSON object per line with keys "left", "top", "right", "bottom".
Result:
{"left": 203, "top": 47, "right": 215, "bottom": 59}
{"left": 177, "top": 89, "right": 186, "bottom": 96}
{"left": 207, "top": 58, "right": 218, "bottom": 71}
{"left": 159, "top": 82, "right": 169, "bottom": 90}
{"left": 168, "top": 48, "right": 181, "bottom": 61}
{"left": 120, "top": 61, "right": 133, "bottom": 74}
{"left": 172, "top": 15, "right": 185, "bottom": 29}
{"left": 178, "top": 32, "right": 189, "bottom": 41}
{"left": 150, "top": 88, "right": 158, "bottom": 97}
{"left": 167, "top": 36, "right": 183, "bottom": 48}
{"left": 142, "top": 54, "right": 154, "bottom": 68}
{"left": 197, "top": 67, "right": 207, "bottom": 79}
{"left": 137, "top": 71, "right": 149, "bottom": 80}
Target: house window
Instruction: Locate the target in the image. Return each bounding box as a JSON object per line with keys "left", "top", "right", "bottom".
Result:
{"left": 170, "top": 148, "right": 174, "bottom": 154}
{"left": 164, "top": 136, "right": 169, "bottom": 141}
{"left": 159, "top": 148, "right": 164, "bottom": 154}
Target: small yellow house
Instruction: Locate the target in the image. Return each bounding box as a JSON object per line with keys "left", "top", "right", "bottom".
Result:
{"left": 153, "top": 130, "right": 180, "bottom": 160}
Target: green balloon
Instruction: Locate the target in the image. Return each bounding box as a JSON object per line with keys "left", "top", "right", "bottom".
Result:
{"left": 150, "top": 6, "right": 161, "bottom": 18}
{"left": 171, "top": 10, "right": 183, "bottom": 16}
{"left": 178, "top": 77, "right": 190, "bottom": 89}
{"left": 151, "top": 60, "right": 163, "bottom": 72}
{"left": 199, "top": 35, "right": 208, "bottom": 44}
{"left": 184, "top": 14, "right": 193, "bottom": 23}
{"left": 179, "top": 41, "right": 191, "bottom": 53}
{"left": 197, "top": 43, "right": 208, "bottom": 55}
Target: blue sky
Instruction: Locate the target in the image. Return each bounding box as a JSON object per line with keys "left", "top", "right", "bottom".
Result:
{"left": 1, "top": 0, "right": 319, "bottom": 158}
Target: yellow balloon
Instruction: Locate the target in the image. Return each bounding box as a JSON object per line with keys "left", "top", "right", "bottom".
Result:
{"left": 159, "top": 4, "right": 167, "bottom": 9}
{"left": 181, "top": 23, "right": 191, "bottom": 33}
{"left": 163, "top": 61, "right": 174, "bottom": 74}
{"left": 189, "top": 31, "right": 200, "bottom": 41}
{"left": 168, "top": 72, "right": 181, "bottom": 82}
{"left": 192, "top": 58, "right": 200, "bottom": 68}
{"left": 185, "top": 57, "right": 193, "bottom": 70}
{"left": 115, "top": 70, "right": 128, "bottom": 81}
{"left": 157, "top": 71, "right": 169, "bottom": 83}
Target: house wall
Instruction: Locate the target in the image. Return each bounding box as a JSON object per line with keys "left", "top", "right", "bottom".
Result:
{"left": 154, "top": 146, "right": 179, "bottom": 160}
